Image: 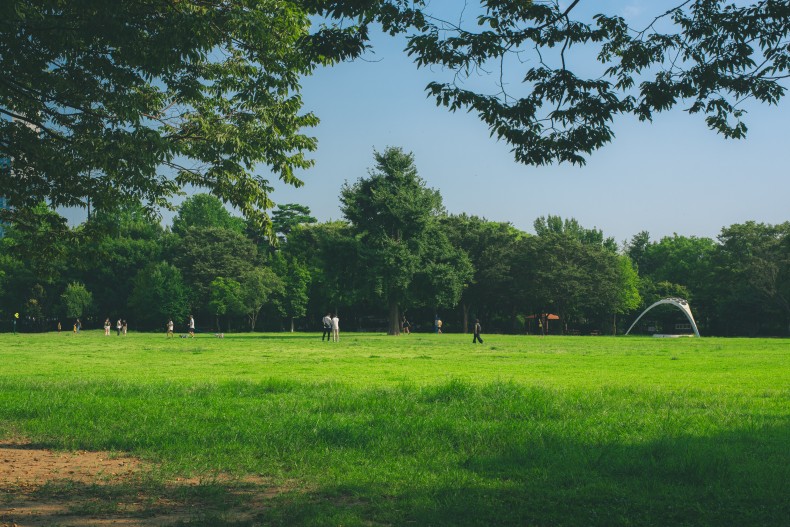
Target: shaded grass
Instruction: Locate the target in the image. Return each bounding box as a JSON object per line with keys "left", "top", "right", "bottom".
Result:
{"left": 0, "top": 332, "right": 788, "bottom": 526}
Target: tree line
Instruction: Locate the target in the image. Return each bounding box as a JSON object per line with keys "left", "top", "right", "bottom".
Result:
{"left": 1, "top": 147, "right": 788, "bottom": 337}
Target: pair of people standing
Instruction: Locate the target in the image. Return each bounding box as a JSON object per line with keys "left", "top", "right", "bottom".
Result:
{"left": 321, "top": 312, "right": 340, "bottom": 342}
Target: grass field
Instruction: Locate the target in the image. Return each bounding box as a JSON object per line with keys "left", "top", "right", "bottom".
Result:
{"left": 0, "top": 331, "right": 788, "bottom": 526}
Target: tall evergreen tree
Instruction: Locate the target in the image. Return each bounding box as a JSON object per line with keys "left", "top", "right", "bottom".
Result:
{"left": 341, "top": 147, "right": 472, "bottom": 335}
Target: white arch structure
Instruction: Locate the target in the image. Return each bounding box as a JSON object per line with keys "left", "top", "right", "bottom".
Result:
{"left": 625, "top": 297, "right": 701, "bottom": 337}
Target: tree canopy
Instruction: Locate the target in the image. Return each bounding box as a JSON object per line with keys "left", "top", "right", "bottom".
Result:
{"left": 0, "top": 0, "right": 368, "bottom": 231}
{"left": 441, "top": 214, "right": 522, "bottom": 332}
{"left": 61, "top": 281, "right": 92, "bottom": 319}
{"left": 2, "top": 1, "right": 788, "bottom": 229}
{"left": 399, "top": 0, "right": 790, "bottom": 165}
{"left": 534, "top": 215, "right": 618, "bottom": 252}
{"left": 272, "top": 203, "right": 317, "bottom": 242}
{"left": 172, "top": 194, "right": 246, "bottom": 235}
{"left": 128, "top": 262, "right": 188, "bottom": 330}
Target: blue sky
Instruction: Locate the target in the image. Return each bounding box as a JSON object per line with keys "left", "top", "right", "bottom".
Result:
{"left": 268, "top": 0, "right": 789, "bottom": 244}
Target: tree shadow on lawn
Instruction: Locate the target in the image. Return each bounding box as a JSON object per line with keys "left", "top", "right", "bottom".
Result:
{"left": 1, "top": 477, "right": 273, "bottom": 527}
{"left": 259, "top": 422, "right": 789, "bottom": 527}
{"left": 3, "top": 423, "right": 786, "bottom": 527}
{"left": 442, "top": 423, "right": 789, "bottom": 527}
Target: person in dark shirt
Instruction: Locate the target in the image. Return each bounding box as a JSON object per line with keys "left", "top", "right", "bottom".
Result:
{"left": 322, "top": 312, "right": 332, "bottom": 341}
{"left": 473, "top": 319, "right": 484, "bottom": 344}
{"left": 402, "top": 315, "right": 411, "bottom": 334}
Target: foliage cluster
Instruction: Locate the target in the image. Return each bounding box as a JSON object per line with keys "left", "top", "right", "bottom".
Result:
{"left": 0, "top": 147, "right": 788, "bottom": 336}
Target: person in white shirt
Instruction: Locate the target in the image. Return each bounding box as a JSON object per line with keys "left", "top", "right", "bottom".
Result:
{"left": 331, "top": 314, "right": 340, "bottom": 342}
{"left": 188, "top": 315, "right": 195, "bottom": 337}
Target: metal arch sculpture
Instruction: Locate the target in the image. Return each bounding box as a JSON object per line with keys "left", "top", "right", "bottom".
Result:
{"left": 625, "top": 297, "right": 701, "bottom": 337}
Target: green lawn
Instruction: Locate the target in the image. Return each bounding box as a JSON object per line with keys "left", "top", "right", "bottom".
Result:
{"left": 1, "top": 331, "right": 788, "bottom": 526}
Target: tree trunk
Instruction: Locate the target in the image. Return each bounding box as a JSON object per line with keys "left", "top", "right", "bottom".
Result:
{"left": 462, "top": 303, "right": 470, "bottom": 334}
{"left": 387, "top": 299, "right": 400, "bottom": 336}
{"left": 612, "top": 313, "right": 617, "bottom": 335}
{"left": 290, "top": 317, "right": 295, "bottom": 333}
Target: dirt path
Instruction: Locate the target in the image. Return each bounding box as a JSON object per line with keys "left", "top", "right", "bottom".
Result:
{"left": 0, "top": 440, "right": 279, "bottom": 526}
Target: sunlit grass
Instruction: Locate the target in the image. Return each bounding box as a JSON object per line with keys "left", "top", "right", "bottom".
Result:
{"left": 0, "top": 331, "right": 787, "bottom": 526}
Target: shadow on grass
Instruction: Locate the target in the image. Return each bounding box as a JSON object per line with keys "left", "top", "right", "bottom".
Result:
{"left": 1, "top": 477, "right": 274, "bottom": 527}
{"left": 257, "top": 423, "right": 789, "bottom": 527}
{"left": 446, "top": 424, "right": 790, "bottom": 527}
{"left": 3, "top": 423, "right": 786, "bottom": 527}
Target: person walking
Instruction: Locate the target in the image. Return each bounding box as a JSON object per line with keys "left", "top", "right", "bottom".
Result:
{"left": 122, "top": 319, "right": 128, "bottom": 336}
{"left": 166, "top": 319, "right": 174, "bottom": 338}
{"left": 116, "top": 318, "right": 122, "bottom": 336}
{"left": 104, "top": 318, "right": 111, "bottom": 336}
{"left": 473, "top": 318, "right": 484, "bottom": 344}
{"left": 188, "top": 315, "right": 195, "bottom": 337}
{"left": 331, "top": 313, "right": 340, "bottom": 342}
{"left": 322, "top": 312, "right": 332, "bottom": 341}
{"left": 402, "top": 315, "right": 411, "bottom": 334}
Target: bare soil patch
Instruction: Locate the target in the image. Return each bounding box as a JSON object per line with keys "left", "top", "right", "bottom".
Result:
{"left": 0, "top": 440, "right": 286, "bottom": 526}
